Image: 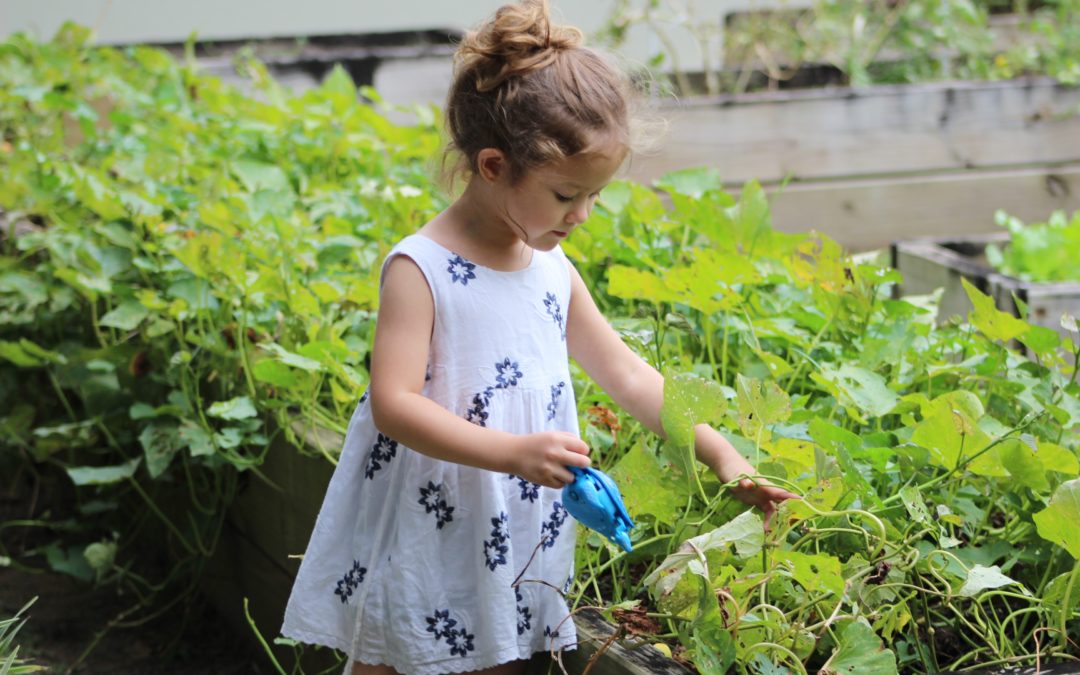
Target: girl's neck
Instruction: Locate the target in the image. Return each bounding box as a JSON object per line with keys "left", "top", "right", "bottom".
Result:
{"left": 425, "top": 181, "right": 533, "bottom": 271}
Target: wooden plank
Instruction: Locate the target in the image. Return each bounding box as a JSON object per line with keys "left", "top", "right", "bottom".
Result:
{"left": 201, "top": 430, "right": 340, "bottom": 672}
{"left": 556, "top": 608, "right": 693, "bottom": 675}
{"left": 764, "top": 163, "right": 1080, "bottom": 252}
{"left": 626, "top": 79, "right": 1080, "bottom": 186}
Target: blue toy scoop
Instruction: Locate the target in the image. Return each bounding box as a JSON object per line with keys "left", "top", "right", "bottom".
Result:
{"left": 561, "top": 466, "right": 635, "bottom": 552}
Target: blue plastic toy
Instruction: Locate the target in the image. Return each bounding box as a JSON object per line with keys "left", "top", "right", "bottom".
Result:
{"left": 561, "top": 466, "right": 635, "bottom": 552}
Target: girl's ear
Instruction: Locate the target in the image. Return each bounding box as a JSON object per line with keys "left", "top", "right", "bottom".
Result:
{"left": 476, "top": 148, "right": 506, "bottom": 184}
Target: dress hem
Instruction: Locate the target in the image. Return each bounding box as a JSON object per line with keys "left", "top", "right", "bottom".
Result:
{"left": 281, "top": 626, "right": 578, "bottom": 675}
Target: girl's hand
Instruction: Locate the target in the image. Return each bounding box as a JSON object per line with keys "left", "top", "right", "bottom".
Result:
{"left": 511, "top": 431, "right": 590, "bottom": 489}
{"left": 730, "top": 478, "right": 800, "bottom": 530}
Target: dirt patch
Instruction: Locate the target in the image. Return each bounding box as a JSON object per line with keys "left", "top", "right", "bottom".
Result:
{"left": 0, "top": 566, "right": 264, "bottom": 674}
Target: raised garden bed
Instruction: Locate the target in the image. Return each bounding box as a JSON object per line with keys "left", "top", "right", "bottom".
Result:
{"left": 892, "top": 232, "right": 1080, "bottom": 341}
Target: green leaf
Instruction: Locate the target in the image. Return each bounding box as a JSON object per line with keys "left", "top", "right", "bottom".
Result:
{"left": 957, "top": 564, "right": 1023, "bottom": 597}
{"left": 99, "top": 300, "right": 150, "bottom": 331}
{"left": 607, "top": 265, "right": 677, "bottom": 305}
{"left": 644, "top": 511, "right": 764, "bottom": 605}
{"left": 261, "top": 343, "right": 324, "bottom": 372}
{"left": 0, "top": 339, "right": 66, "bottom": 367}
{"left": 139, "top": 424, "right": 182, "bottom": 478}
{"left": 736, "top": 374, "right": 790, "bottom": 440}
{"left": 232, "top": 160, "right": 291, "bottom": 193}
{"left": 1033, "top": 478, "right": 1080, "bottom": 559}
{"left": 773, "top": 549, "right": 844, "bottom": 599}
{"left": 179, "top": 422, "right": 215, "bottom": 457}
{"left": 961, "top": 277, "right": 1029, "bottom": 342}
{"left": 654, "top": 167, "right": 722, "bottom": 199}
{"left": 809, "top": 418, "right": 878, "bottom": 503}
{"left": 252, "top": 358, "right": 301, "bottom": 387}
{"left": 820, "top": 618, "right": 897, "bottom": 675}
{"left": 208, "top": 396, "right": 257, "bottom": 420}
{"left": 44, "top": 543, "right": 94, "bottom": 582}
{"left": 608, "top": 441, "right": 685, "bottom": 523}
{"left": 1044, "top": 569, "right": 1080, "bottom": 609}
{"left": 320, "top": 63, "right": 357, "bottom": 98}
{"left": 65, "top": 458, "right": 141, "bottom": 486}
{"left": 811, "top": 364, "right": 898, "bottom": 422}
{"left": 691, "top": 585, "right": 736, "bottom": 674}
{"left": 662, "top": 371, "right": 728, "bottom": 449}
{"left": 1019, "top": 324, "right": 1062, "bottom": 356}
{"left": 1001, "top": 438, "right": 1050, "bottom": 492}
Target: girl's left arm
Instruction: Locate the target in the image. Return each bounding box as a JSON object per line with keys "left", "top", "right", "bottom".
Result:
{"left": 564, "top": 262, "right": 798, "bottom": 523}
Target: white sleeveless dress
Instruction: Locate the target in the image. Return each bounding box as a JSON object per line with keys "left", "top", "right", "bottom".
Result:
{"left": 281, "top": 234, "right": 579, "bottom": 674}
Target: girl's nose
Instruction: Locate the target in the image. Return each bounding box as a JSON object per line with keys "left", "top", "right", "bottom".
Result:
{"left": 566, "top": 202, "right": 590, "bottom": 225}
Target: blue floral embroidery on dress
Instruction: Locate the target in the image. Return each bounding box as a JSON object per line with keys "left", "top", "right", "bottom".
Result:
{"left": 543, "top": 292, "right": 566, "bottom": 340}
{"left": 447, "top": 255, "right": 477, "bottom": 286}
{"left": 426, "top": 609, "right": 475, "bottom": 657}
{"left": 364, "top": 433, "right": 398, "bottom": 479}
{"left": 544, "top": 625, "right": 561, "bottom": 639}
{"left": 563, "top": 574, "right": 574, "bottom": 595}
{"left": 333, "top": 560, "right": 367, "bottom": 604}
{"left": 449, "top": 627, "right": 476, "bottom": 657}
{"left": 515, "top": 588, "right": 532, "bottom": 636}
{"left": 547, "top": 381, "right": 565, "bottom": 421}
{"left": 507, "top": 474, "right": 541, "bottom": 502}
{"left": 483, "top": 512, "right": 510, "bottom": 571}
{"left": 541, "top": 502, "right": 568, "bottom": 550}
{"left": 419, "top": 481, "right": 455, "bottom": 529}
{"left": 465, "top": 387, "right": 494, "bottom": 427}
{"left": 494, "top": 358, "right": 523, "bottom": 388}
{"left": 465, "top": 358, "right": 523, "bottom": 426}
{"left": 359, "top": 389, "right": 369, "bottom": 404}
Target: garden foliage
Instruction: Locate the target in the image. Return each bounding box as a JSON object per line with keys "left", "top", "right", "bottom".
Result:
{"left": 1, "top": 25, "right": 1079, "bottom": 674}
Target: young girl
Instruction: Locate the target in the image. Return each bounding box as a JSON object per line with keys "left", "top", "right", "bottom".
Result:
{"left": 281, "top": 2, "right": 796, "bottom": 673}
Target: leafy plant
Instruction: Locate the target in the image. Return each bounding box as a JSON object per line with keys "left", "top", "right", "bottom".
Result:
{"left": 986, "top": 209, "right": 1080, "bottom": 282}
{"left": 562, "top": 168, "right": 1080, "bottom": 672}
{"left": 0, "top": 23, "right": 442, "bottom": 659}
{"left": 598, "top": 0, "right": 1080, "bottom": 94}
{"left": 0, "top": 598, "right": 44, "bottom": 675}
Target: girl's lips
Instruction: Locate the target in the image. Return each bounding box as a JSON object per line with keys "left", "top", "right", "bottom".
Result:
{"left": 553, "top": 230, "right": 568, "bottom": 238}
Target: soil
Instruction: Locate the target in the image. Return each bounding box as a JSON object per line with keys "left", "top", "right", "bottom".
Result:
{"left": 0, "top": 566, "right": 266, "bottom": 674}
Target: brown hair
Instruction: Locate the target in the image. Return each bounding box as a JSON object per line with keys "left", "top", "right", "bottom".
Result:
{"left": 443, "top": 0, "right": 635, "bottom": 186}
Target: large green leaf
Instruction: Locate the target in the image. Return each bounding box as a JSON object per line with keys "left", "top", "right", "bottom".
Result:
{"left": 66, "top": 457, "right": 141, "bottom": 486}
{"left": 962, "top": 277, "right": 1029, "bottom": 342}
{"left": 1033, "top": 478, "right": 1080, "bottom": 559}
{"left": 608, "top": 441, "right": 685, "bottom": 523}
{"left": 820, "top": 618, "right": 897, "bottom": 675}
{"left": 957, "top": 564, "right": 1023, "bottom": 597}
{"left": 735, "top": 374, "right": 790, "bottom": 440}
{"left": 660, "top": 371, "right": 727, "bottom": 476}
{"left": 207, "top": 396, "right": 257, "bottom": 421}
{"left": 98, "top": 300, "right": 149, "bottom": 331}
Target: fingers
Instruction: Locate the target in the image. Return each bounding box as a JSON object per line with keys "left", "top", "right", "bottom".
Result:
{"left": 564, "top": 451, "right": 591, "bottom": 469}
{"left": 561, "top": 433, "right": 590, "bottom": 456}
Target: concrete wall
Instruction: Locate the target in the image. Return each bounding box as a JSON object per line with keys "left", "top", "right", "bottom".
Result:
{"left": 1, "top": 1, "right": 808, "bottom": 74}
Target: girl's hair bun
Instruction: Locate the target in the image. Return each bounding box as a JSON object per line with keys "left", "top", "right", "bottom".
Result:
{"left": 455, "top": 0, "right": 583, "bottom": 92}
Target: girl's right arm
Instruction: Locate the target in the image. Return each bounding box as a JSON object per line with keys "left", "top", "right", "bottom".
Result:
{"left": 368, "top": 255, "right": 590, "bottom": 488}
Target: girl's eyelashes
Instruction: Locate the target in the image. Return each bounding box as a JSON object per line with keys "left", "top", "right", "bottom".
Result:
{"left": 555, "top": 191, "right": 602, "bottom": 203}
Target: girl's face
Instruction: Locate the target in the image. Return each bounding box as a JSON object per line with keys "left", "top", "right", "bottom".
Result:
{"left": 498, "top": 143, "right": 625, "bottom": 251}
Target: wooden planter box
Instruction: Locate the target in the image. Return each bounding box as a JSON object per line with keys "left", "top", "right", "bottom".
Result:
{"left": 891, "top": 232, "right": 1080, "bottom": 343}
{"left": 200, "top": 422, "right": 689, "bottom": 673}
{"left": 633, "top": 78, "right": 1080, "bottom": 251}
